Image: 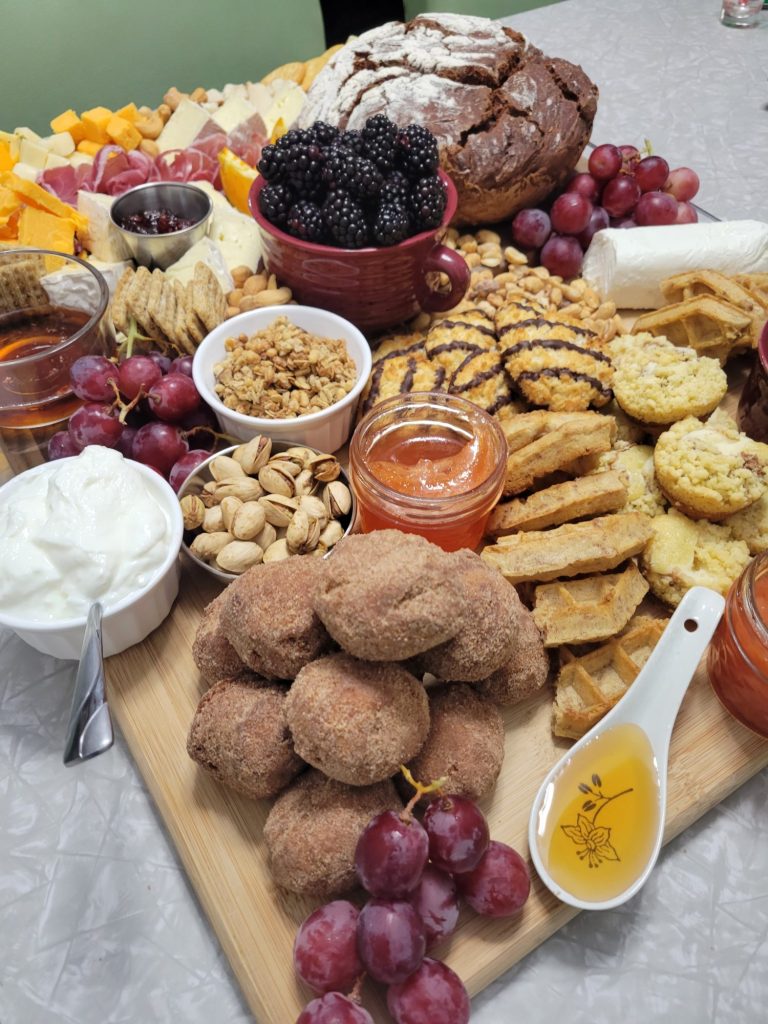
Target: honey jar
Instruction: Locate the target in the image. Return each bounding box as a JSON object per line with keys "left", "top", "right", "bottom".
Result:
{"left": 708, "top": 552, "right": 768, "bottom": 738}
{"left": 348, "top": 392, "right": 507, "bottom": 552}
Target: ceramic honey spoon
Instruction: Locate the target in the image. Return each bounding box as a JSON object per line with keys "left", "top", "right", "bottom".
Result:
{"left": 528, "top": 586, "right": 725, "bottom": 911}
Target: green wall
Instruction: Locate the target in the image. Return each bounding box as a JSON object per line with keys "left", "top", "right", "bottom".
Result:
{"left": 404, "top": 1, "right": 563, "bottom": 19}
{"left": 0, "top": 0, "right": 325, "bottom": 134}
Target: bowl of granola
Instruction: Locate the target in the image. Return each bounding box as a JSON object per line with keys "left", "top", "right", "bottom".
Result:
{"left": 192, "top": 306, "right": 372, "bottom": 452}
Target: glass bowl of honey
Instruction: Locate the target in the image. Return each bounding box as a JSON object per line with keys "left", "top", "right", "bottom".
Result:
{"left": 348, "top": 391, "right": 507, "bottom": 552}
{"left": 0, "top": 249, "right": 114, "bottom": 472}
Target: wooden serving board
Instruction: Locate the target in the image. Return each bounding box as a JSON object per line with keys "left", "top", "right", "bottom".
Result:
{"left": 106, "top": 561, "right": 768, "bottom": 1024}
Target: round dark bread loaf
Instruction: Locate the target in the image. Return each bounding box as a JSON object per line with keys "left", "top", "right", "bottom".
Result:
{"left": 297, "top": 13, "right": 598, "bottom": 225}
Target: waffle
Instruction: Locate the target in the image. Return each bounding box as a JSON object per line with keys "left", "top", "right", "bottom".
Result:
{"left": 631, "top": 294, "right": 753, "bottom": 364}
{"left": 552, "top": 615, "right": 668, "bottom": 739}
{"left": 532, "top": 560, "right": 650, "bottom": 647}
{"left": 660, "top": 270, "right": 765, "bottom": 347}
{"left": 481, "top": 511, "right": 653, "bottom": 584}
{"left": 497, "top": 409, "right": 617, "bottom": 496}
{"left": 487, "top": 470, "right": 628, "bottom": 536}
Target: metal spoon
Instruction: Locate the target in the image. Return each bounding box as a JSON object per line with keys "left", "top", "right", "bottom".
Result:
{"left": 528, "top": 586, "right": 725, "bottom": 911}
{"left": 63, "top": 602, "right": 114, "bottom": 767}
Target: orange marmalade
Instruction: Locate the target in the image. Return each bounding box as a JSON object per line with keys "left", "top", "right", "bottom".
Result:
{"left": 348, "top": 392, "right": 507, "bottom": 551}
{"left": 708, "top": 552, "right": 768, "bottom": 739}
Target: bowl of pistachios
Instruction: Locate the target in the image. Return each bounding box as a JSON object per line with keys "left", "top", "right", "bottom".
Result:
{"left": 176, "top": 436, "right": 355, "bottom": 582}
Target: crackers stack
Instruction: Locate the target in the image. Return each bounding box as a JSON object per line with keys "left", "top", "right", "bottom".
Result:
{"left": 111, "top": 262, "right": 228, "bottom": 354}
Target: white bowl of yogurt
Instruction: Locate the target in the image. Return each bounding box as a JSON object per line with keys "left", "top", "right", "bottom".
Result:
{"left": 0, "top": 446, "right": 183, "bottom": 659}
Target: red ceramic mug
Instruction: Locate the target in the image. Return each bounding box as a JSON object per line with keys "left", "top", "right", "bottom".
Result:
{"left": 249, "top": 170, "right": 470, "bottom": 334}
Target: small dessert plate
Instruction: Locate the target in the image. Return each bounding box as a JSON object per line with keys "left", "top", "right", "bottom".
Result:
{"left": 529, "top": 586, "right": 725, "bottom": 911}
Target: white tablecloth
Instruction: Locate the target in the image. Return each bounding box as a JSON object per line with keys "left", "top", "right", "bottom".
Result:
{"left": 2, "top": 1, "right": 768, "bottom": 1021}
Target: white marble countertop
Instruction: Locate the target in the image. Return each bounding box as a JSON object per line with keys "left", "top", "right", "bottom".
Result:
{"left": 2, "top": 2, "right": 768, "bottom": 1022}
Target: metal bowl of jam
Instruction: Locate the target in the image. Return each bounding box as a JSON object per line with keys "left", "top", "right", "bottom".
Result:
{"left": 110, "top": 182, "right": 212, "bottom": 270}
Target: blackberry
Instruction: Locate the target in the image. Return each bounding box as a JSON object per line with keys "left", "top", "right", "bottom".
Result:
{"left": 362, "top": 114, "right": 397, "bottom": 174}
{"left": 380, "top": 171, "right": 411, "bottom": 208}
{"left": 323, "top": 190, "right": 369, "bottom": 249}
{"left": 283, "top": 142, "right": 326, "bottom": 200}
{"left": 408, "top": 174, "right": 447, "bottom": 230}
{"left": 323, "top": 152, "right": 383, "bottom": 201}
{"left": 257, "top": 144, "right": 286, "bottom": 183}
{"left": 372, "top": 203, "right": 411, "bottom": 246}
{"left": 285, "top": 200, "right": 325, "bottom": 242}
{"left": 338, "top": 129, "right": 366, "bottom": 155}
{"left": 364, "top": 136, "right": 395, "bottom": 175}
{"left": 258, "top": 183, "right": 291, "bottom": 227}
{"left": 275, "top": 127, "right": 315, "bottom": 151}
{"left": 395, "top": 124, "right": 439, "bottom": 181}
{"left": 308, "top": 120, "right": 339, "bottom": 146}
{"left": 362, "top": 114, "right": 398, "bottom": 146}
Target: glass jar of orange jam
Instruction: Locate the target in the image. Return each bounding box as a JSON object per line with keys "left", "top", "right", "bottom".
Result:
{"left": 348, "top": 391, "right": 507, "bottom": 552}
{"left": 708, "top": 552, "right": 768, "bottom": 738}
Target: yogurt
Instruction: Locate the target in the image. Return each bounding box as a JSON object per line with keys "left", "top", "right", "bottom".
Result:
{"left": 0, "top": 446, "right": 173, "bottom": 622}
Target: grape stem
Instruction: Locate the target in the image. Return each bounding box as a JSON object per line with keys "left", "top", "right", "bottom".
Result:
{"left": 183, "top": 425, "right": 240, "bottom": 447}
{"left": 110, "top": 381, "right": 145, "bottom": 425}
{"left": 348, "top": 973, "right": 366, "bottom": 1005}
{"left": 399, "top": 765, "right": 448, "bottom": 822}
{"left": 117, "top": 317, "right": 154, "bottom": 361}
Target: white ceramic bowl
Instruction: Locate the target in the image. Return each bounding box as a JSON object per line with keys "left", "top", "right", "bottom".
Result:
{"left": 192, "top": 306, "right": 372, "bottom": 453}
{"left": 0, "top": 458, "right": 183, "bottom": 660}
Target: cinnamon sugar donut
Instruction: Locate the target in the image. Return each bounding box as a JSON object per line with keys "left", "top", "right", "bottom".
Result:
{"left": 192, "top": 590, "right": 246, "bottom": 685}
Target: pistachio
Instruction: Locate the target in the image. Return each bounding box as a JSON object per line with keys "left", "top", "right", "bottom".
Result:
{"left": 286, "top": 507, "right": 312, "bottom": 554}
{"left": 318, "top": 519, "right": 344, "bottom": 549}
{"left": 323, "top": 480, "right": 352, "bottom": 518}
{"left": 230, "top": 501, "right": 267, "bottom": 541}
{"left": 309, "top": 453, "right": 341, "bottom": 483}
{"left": 262, "top": 538, "right": 291, "bottom": 562}
{"left": 220, "top": 495, "right": 243, "bottom": 531}
{"left": 213, "top": 478, "right": 263, "bottom": 503}
{"left": 216, "top": 541, "right": 264, "bottom": 574}
{"left": 180, "top": 494, "right": 205, "bottom": 530}
{"left": 190, "top": 531, "right": 232, "bottom": 562}
{"left": 293, "top": 469, "right": 316, "bottom": 497}
{"left": 267, "top": 453, "right": 303, "bottom": 477}
{"left": 253, "top": 522, "right": 277, "bottom": 550}
{"left": 298, "top": 495, "right": 328, "bottom": 527}
{"left": 202, "top": 505, "right": 225, "bottom": 533}
{"left": 258, "top": 494, "right": 299, "bottom": 527}
{"left": 233, "top": 435, "right": 272, "bottom": 474}
{"left": 209, "top": 455, "right": 246, "bottom": 481}
{"left": 284, "top": 446, "right": 316, "bottom": 468}
{"left": 258, "top": 463, "right": 297, "bottom": 498}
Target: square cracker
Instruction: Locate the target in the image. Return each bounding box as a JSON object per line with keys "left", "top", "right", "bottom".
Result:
{"left": 184, "top": 280, "right": 207, "bottom": 344}
{"left": 171, "top": 280, "right": 196, "bottom": 354}
{"left": 190, "top": 261, "right": 227, "bottom": 332}
{"left": 111, "top": 267, "right": 134, "bottom": 334}
{"left": 0, "top": 256, "right": 49, "bottom": 314}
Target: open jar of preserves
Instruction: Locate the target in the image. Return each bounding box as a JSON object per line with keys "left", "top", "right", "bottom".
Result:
{"left": 708, "top": 552, "right": 768, "bottom": 738}
{"left": 348, "top": 391, "right": 507, "bottom": 552}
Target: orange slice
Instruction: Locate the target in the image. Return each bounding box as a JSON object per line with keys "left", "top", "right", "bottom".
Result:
{"left": 218, "top": 147, "right": 259, "bottom": 215}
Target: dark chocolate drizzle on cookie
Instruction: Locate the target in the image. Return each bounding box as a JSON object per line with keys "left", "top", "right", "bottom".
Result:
{"left": 516, "top": 366, "right": 613, "bottom": 401}
{"left": 497, "top": 319, "right": 597, "bottom": 339}
{"left": 501, "top": 338, "right": 611, "bottom": 364}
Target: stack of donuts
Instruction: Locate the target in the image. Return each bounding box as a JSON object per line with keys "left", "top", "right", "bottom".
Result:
{"left": 187, "top": 529, "right": 549, "bottom": 898}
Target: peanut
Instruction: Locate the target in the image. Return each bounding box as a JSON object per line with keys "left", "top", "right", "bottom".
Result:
{"left": 243, "top": 274, "right": 267, "bottom": 296}
{"left": 249, "top": 287, "right": 292, "bottom": 307}
{"left": 163, "top": 88, "right": 184, "bottom": 111}
{"left": 134, "top": 112, "right": 164, "bottom": 140}
{"left": 226, "top": 305, "right": 241, "bottom": 318}
{"left": 231, "top": 265, "right": 252, "bottom": 288}
{"left": 138, "top": 138, "right": 159, "bottom": 159}
{"left": 190, "top": 87, "right": 208, "bottom": 103}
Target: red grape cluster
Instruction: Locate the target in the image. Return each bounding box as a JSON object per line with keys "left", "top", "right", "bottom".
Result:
{"left": 511, "top": 143, "right": 701, "bottom": 278}
{"left": 293, "top": 790, "right": 530, "bottom": 1023}
{"left": 50, "top": 352, "right": 219, "bottom": 490}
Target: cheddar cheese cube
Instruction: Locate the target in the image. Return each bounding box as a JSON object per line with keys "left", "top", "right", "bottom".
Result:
{"left": 115, "top": 102, "right": 139, "bottom": 123}
{"left": 77, "top": 139, "right": 103, "bottom": 157}
{"left": 106, "top": 115, "right": 141, "bottom": 151}
{"left": 81, "top": 106, "right": 113, "bottom": 144}
{"left": 17, "top": 206, "right": 75, "bottom": 254}
{"left": 0, "top": 141, "right": 16, "bottom": 172}
{"left": 0, "top": 172, "right": 88, "bottom": 231}
{"left": 50, "top": 109, "right": 86, "bottom": 143}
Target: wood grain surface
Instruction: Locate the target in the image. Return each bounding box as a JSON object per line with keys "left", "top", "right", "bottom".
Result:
{"left": 105, "top": 558, "right": 768, "bottom": 1024}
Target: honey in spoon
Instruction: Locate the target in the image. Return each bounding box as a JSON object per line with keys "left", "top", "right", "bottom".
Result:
{"left": 535, "top": 722, "right": 660, "bottom": 903}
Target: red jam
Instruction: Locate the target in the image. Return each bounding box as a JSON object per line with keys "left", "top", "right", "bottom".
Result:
{"left": 708, "top": 553, "right": 768, "bottom": 738}
{"left": 348, "top": 392, "right": 507, "bottom": 552}
{"left": 115, "top": 208, "right": 197, "bottom": 235}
